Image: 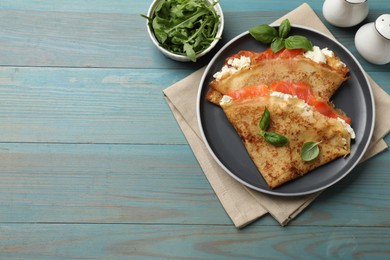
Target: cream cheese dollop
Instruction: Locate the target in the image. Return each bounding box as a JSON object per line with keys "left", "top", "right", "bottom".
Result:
{"left": 303, "top": 46, "right": 328, "bottom": 63}
{"left": 304, "top": 46, "right": 347, "bottom": 68}
{"left": 321, "top": 47, "right": 334, "bottom": 57}
{"left": 270, "top": 91, "right": 296, "bottom": 101}
{"left": 219, "top": 95, "right": 232, "bottom": 106}
{"left": 337, "top": 118, "right": 356, "bottom": 139}
{"left": 213, "top": 56, "right": 251, "bottom": 81}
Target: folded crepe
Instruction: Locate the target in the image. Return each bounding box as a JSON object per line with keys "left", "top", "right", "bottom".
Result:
{"left": 219, "top": 83, "right": 354, "bottom": 189}
{"left": 207, "top": 47, "right": 349, "bottom": 105}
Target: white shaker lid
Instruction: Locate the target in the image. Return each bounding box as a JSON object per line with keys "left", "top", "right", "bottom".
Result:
{"left": 376, "top": 14, "right": 390, "bottom": 40}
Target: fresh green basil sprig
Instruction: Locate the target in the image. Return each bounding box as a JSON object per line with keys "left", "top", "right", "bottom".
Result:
{"left": 259, "top": 107, "right": 289, "bottom": 147}
{"left": 300, "top": 141, "right": 321, "bottom": 161}
{"left": 249, "top": 19, "right": 313, "bottom": 53}
{"left": 142, "top": 0, "right": 221, "bottom": 62}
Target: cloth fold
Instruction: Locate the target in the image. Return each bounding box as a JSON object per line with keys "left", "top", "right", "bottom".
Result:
{"left": 163, "top": 3, "right": 390, "bottom": 228}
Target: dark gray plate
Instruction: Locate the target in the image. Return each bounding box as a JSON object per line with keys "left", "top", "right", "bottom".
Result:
{"left": 197, "top": 25, "right": 375, "bottom": 196}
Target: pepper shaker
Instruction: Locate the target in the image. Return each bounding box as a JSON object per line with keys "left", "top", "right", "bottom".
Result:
{"left": 355, "top": 14, "right": 390, "bottom": 65}
{"left": 323, "top": 0, "right": 369, "bottom": 27}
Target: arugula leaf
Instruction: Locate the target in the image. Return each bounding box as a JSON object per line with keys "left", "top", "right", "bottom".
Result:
{"left": 142, "top": 0, "right": 221, "bottom": 62}
{"left": 166, "top": 10, "right": 208, "bottom": 35}
{"left": 184, "top": 43, "right": 196, "bottom": 62}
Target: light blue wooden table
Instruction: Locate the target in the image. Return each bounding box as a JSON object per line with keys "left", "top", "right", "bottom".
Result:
{"left": 0, "top": 0, "right": 389, "bottom": 258}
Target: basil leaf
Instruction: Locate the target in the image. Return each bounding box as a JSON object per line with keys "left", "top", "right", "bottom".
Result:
{"left": 300, "top": 141, "right": 321, "bottom": 161}
{"left": 271, "top": 37, "right": 285, "bottom": 53}
{"left": 249, "top": 19, "right": 314, "bottom": 54}
{"left": 263, "top": 132, "right": 289, "bottom": 147}
{"left": 259, "top": 106, "right": 270, "bottom": 131}
{"left": 278, "top": 19, "right": 291, "bottom": 38}
{"left": 285, "top": 35, "right": 313, "bottom": 51}
{"left": 249, "top": 24, "right": 278, "bottom": 44}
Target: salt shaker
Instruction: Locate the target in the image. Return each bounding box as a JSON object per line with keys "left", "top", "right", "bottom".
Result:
{"left": 355, "top": 14, "right": 390, "bottom": 65}
{"left": 323, "top": 0, "right": 369, "bottom": 27}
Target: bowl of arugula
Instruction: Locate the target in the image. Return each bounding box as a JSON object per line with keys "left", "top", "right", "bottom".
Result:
{"left": 143, "top": 0, "right": 224, "bottom": 62}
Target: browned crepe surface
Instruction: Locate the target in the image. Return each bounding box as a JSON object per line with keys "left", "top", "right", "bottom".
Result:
{"left": 210, "top": 56, "right": 349, "bottom": 103}
{"left": 221, "top": 95, "right": 351, "bottom": 189}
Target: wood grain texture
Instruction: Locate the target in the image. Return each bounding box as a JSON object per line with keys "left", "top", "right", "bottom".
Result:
{"left": 0, "top": 143, "right": 388, "bottom": 226}
{"left": 0, "top": 1, "right": 389, "bottom": 72}
{"left": 0, "top": 0, "right": 325, "bottom": 14}
{"left": 0, "top": 68, "right": 388, "bottom": 144}
{"left": 0, "top": 143, "right": 231, "bottom": 225}
{"left": 0, "top": 67, "right": 191, "bottom": 144}
{"left": 0, "top": 0, "right": 385, "bottom": 16}
{"left": 0, "top": 224, "right": 389, "bottom": 259}
{"left": 0, "top": 0, "right": 389, "bottom": 258}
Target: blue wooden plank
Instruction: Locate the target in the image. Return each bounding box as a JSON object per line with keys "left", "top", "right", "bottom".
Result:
{"left": 294, "top": 150, "right": 390, "bottom": 226}
{"left": 0, "top": 143, "right": 233, "bottom": 225}
{"left": 0, "top": 1, "right": 389, "bottom": 258}
{"left": 0, "top": 224, "right": 389, "bottom": 259}
{"left": 0, "top": 8, "right": 209, "bottom": 68}
{"left": 0, "top": 8, "right": 389, "bottom": 70}
{"left": 0, "top": 9, "right": 155, "bottom": 68}
{"left": 0, "top": 67, "right": 387, "bottom": 146}
{"left": 0, "top": 143, "right": 388, "bottom": 226}
{"left": 0, "top": 67, "right": 192, "bottom": 144}
{"left": 0, "top": 67, "right": 388, "bottom": 145}
{"left": 0, "top": 0, "right": 146, "bottom": 14}
{"left": 0, "top": 0, "right": 324, "bottom": 14}
{"left": 0, "top": 0, "right": 386, "bottom": 14}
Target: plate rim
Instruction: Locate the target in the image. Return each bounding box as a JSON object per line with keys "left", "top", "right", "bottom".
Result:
{"left": 196, "top": 24, "right": 376, "bottom": 196}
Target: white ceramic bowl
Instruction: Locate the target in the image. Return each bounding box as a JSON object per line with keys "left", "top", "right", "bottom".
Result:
{"left": 145, "top": 0, "right": 224, "bottom": 62}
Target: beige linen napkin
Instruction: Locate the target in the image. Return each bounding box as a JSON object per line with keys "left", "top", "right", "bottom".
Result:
{"left": 163, "top": 3, "right": 390, "bottom": 228}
